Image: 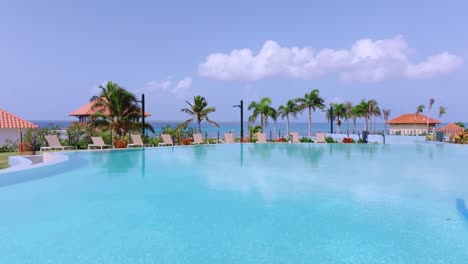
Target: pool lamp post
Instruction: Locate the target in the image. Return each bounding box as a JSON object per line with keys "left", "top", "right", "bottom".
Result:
{"left": 141, "top": 94, "right": 145, "bottom": 136}
{"left": 233, "top": 100, "right": 244, "bottom": 143}
{"left": 323, "top": 106, "right": 334, "bottom": 134}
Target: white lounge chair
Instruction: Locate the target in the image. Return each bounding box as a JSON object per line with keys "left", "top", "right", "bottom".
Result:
{"left": 257, "top": 133, "right": 267, "bottom": 143}
{"left": 290, "top": 132, "right": 300, "bottom": 143}
{"left": 315, "top": 133, "right": 326, "bottom": 143}
{"left": 158, "top": 134, "right": 174, "bottom": 146}
{"left": 88, "top": 136, "right": 113, "bottom": 150}
{"left": 41, "top": 135, "right": 77, "bottom": 152}
{"left": 223, "top": 133, "right": 234, "bottom": 143}
{"left": 192, "top": 133, "right": 204, "bottom": 144}
{"left": 128, "top": 134, "right": 153, "bottom": 148}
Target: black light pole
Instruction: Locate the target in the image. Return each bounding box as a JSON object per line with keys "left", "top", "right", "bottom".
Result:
{"left": 330, "top": 106, "right": 334, "bottom": 134}
{"left": 233, "top": 100, "right": 244, "bottom": 142}
{"left": 141, "top": 94, "right": 145, "bottom": 136}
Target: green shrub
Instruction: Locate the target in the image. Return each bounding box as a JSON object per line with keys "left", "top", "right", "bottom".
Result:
{"left": 299, "top": 137, "right": 314, "bottom": 143}
{"left": 0, "top": 139, "right": 16, "bottom": 152}
{"left": 325, "top": 136, "right": 337, "bottom": 143}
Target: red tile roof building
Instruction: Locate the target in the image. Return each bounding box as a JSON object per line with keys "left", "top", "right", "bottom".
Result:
{"left": 437, "top": 123, "right": 464, "bottom": 135}
{"left": 0, "top": 109, "right": 38, "bottom": 145}
{"left": 0, "top": 109, "right": 38, "bottom": 129}
{"left": 385, "top": 114, "right": 440, "bottom": 135}
{"left": 69, "top": 100, "right": 151, "bottom": 122}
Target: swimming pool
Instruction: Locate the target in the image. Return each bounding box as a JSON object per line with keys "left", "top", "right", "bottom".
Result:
{"left": 1, "top": 143, "right": 467, "bottom": 263}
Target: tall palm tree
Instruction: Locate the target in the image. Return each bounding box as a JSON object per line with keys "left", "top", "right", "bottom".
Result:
{"left": 248, "top": 97, "right": 277, "bottom": 129}
{"left": 278, "top": 100, "right": 301, "bottom": 137}
{"left": 344, "top": 101, "right": 353, "bottom": 136}
{"left": 414, "top": 104, "right": 425, "bottom": 135}
{"left": 90, "top": 81, "right": 153, "bottom": 139}
{"left": 355, "top": 99, "right": 370, "bottom": 131}
{"left": 367, "top": 99, "right": 380, "bottom": 133}
{"left": 296, "top": 89, "right": 325, "bottom": 137}
{"left": 351, "top": 105, "right": 361, "bottom": 134}
{"left": 426, "top": 98, "right": 435, "bottom": 133}
{"left": 181, "top": 95, "right": 219, "bottom": 133}
{"left": 439, "top": 106, "right": 447, "bottom": 119}
{"left": 382, "top": 109, "right": 391, "bottom": 135}
{"left": 331, "top": 103, "right": 345, "bottom": 134}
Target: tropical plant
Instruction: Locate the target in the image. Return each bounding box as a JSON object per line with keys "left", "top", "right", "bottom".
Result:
{"left": 413, "top": 104, "right": 425, "bottom": 135}
{"left": 368, "top": 99, "right": 380, "bottom": 133}
{"left": 354, "top": 99, "right": 370, "bottom": 132}
{"left": 382, "top": 109, "right": 391, "bottom": 135}
{"left": 278, "top": 100, "right": 301, "bottom": 137}
{"left": 455, "top": 122, "right": 465, "bottom": 128}
{"left": 330, "top": 103, "right": 345, "bottom": 134}
{"left": 296, "top": 89, "right": 325, "bottom": 137}
{"left": 248, "top": 125, "right": 263, "bottom": 142}
{"left": 350, "top": 105, "right": 361, "bottom": 134}
{"left": 90, "top": 81, "right": 153, "bottom": 139}
{"left": 426, "top": 98, "right": 435, "bottom": 133}
{"left": 344, "top": 101, "right": 353, "bottom": 136}
{"left": 181, "top": 95, "right": 219, "bottom": 133}
{"left": 439, "top": 106, "right": 447, "bottom": 119}
{"left": 248, "top": 97, "right": 277, "bottom": 129}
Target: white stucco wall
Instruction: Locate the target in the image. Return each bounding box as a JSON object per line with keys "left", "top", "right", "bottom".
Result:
{"left": 0, "top": 128, "right": 20, "bottom": 146}
{"left": 389, "top": 124, "right": 436, "bottom": 135}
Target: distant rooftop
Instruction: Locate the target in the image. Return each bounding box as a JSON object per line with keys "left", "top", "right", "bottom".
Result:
{"left": 386, "top": 114, "right": 440, "bottom": 125}
{"left": 69, "top": 99, "right": 151, "bottom": 117}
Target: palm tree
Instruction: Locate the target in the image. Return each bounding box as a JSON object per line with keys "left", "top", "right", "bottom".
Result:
{"left": 278, "top": 100, "right": 301, "bottom": 137}
{"left": 248, "top": 125, "right": 263, "bottom": 142}
{"left": 90, "top": 81, "right": 153, "bottom": 139}
{"left": 350, "top": 105, "right": 361, "bottom": 134}
{"left": 331, "top": 103, "right": 345, "bottom": 134}
{"left": 367, "top": 99, "right": 380, "bottom": 133}
{"left": 248, "top": 97, "right": 277, "bottom": 129}
{"left": 414, "top": 104, "right": 425, "bottom": 135}
{"left": 181, "top": 95, "right": 219, "bottom": 133}
{"left": 382, "top": 109, "right": 391, "bottom": 135}
{"left": 296, "top": 89, "right": 325, "bottom": 137}
{"left": 355, "top": 99, "right": 370, "bottom": 131}
{"left": 344, "top": 101, "right": 352, "bottom": 136}
{"left": 426, "top": 98, "right": 435, "bottom": 133}
{"left": 439, "top": 106, "right": 447, "bottom": 119}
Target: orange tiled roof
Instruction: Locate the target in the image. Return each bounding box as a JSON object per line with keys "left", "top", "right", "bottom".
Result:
{"left": 386, "top": 114, "right": 440, "bottom": 125}
{"left": 0, "top": 109, "right": 38, "bottom": 129}
{"left": 69, "top": 100, "right": 151, "bottom": 117}
{"left": 438, "top": 123, "right": 464, "bottom": 133}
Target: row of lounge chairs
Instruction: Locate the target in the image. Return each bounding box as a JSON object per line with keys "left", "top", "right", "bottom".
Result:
{"left": 39, "top": 132, "right": 327, "bottom": 152}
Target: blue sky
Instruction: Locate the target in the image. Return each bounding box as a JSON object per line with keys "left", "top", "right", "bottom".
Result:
{"left": 1, "top": 0, "right": 467, "bottom": 122}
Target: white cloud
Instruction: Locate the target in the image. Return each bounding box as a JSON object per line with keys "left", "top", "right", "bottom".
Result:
{"left": 198, "top": 35, "right": 463, "bottom": 82}
{"left": 137, "top": 77, "right": 192, "bottom": 97}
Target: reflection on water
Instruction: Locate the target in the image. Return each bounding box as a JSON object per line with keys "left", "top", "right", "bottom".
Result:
{"left": 197, "top": 143, "right": 468, "bottom": 203}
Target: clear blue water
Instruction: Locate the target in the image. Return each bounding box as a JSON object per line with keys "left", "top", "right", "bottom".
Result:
{"left": 1, "top": 144, "right": 468, "bottom": 263}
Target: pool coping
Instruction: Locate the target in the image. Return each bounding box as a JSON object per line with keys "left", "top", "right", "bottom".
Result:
{"left": 0, "top": 152, "right": 70, "bottom": 174}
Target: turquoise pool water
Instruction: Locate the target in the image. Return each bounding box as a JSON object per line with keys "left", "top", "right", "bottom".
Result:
{"left": 1, "top": 144, "right": 468, "bottom": 263}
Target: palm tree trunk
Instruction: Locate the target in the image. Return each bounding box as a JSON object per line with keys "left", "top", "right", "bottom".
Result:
{"left": 286, "top": 115, "right": 290, "bottom": 137}
{"left": 427, "top": 110, "right": 430, "bottom": 134}
{"left": 365, "top": 116, "right": 368, "bottom": 131}
{"left": 308, "top": 107, "right": 312, "bottom": 137}
{"left": 198, "top": 121, "right": 202, "bottom": 134}
{"left": 346, "top": 119, "right": 350, "bottom": 136}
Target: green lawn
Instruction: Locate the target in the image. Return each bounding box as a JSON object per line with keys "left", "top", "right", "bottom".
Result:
{"left": 0, "top": 152, "right": 18, "bottom": 170}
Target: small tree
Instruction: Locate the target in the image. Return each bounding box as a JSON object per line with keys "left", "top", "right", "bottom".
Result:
{"left": 248, "top": 97, "right": 277, "bottom": 130}
{"left": 382, "top": 109, "right": 391, "bottom": 135}
{"left": 427, "top": 98, "right": 435, "bottom": 133}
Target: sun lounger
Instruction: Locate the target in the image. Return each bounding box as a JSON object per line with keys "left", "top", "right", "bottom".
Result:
{"left": 40, "top": 135, "right": 77, "bottom": 152}
{"left": 290, "top": 132, "right": 300, "bottom": 143}
{"left": 88, "top": 136, "right": 113, "bottom": 150}
{"left": 257, "top": 133, "right": 267, "bottom": 143}
{"left": 223, "top": 133, "right": 234, "bottom": 143}
{"left": 192, "top": 133, "right": 204, "bottom": 144}
{"left": 128, "top": 134, "right": 153, "bottom": 148}
{"left": 158, "top": 134, "right": 174, "bottom": 146}
{"left": 315, "top": 133, "right": 326, "bottom": 143}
